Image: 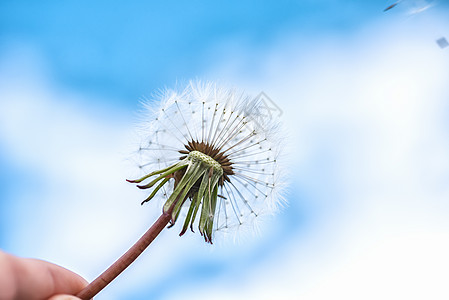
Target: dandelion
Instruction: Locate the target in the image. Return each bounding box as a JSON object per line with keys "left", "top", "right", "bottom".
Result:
{"left": 130, "top": 81, "right": 283, "bottom": 242}
{"left": 76, "top": 81, "right": 285, "bottom": 299}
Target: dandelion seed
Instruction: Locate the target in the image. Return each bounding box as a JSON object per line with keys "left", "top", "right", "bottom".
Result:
{"left": 129, "top": 81, "right": 285, "bottom": 243}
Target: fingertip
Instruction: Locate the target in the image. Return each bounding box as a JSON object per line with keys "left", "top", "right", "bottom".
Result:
{"left": 48, "top": 295, "right": 82, "bottom": 300}
{"left": 28, "top": 258, "right": 89, "bottom": 297}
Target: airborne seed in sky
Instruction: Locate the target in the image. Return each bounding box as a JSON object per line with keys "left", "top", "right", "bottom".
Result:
{"left": 436, "top": 37, "right": 449, "bottom": 49}
{"left": 384, "top": 2, "right": 400, "bottom": 11}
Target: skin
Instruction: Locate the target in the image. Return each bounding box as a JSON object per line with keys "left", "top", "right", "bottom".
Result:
{"left": 0, "top": 250, "right": 87, "bottom": 300}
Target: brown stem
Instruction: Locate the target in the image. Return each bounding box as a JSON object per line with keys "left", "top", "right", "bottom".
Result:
{"left": 76, "top": 212, "right": 171, "bottom": 300}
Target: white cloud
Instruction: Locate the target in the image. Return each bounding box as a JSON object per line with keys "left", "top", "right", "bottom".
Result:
{"left": 190, "top": 11, "right": 449, "bottom": 300}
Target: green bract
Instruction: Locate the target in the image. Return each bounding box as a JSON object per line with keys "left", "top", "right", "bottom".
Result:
{"left": 129, "top": 151, "right": 223, "bottom": 243}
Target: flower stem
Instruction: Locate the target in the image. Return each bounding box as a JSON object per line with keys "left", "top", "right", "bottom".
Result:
{"left": 76, "top": 211, "right": 172, "bottom": 300}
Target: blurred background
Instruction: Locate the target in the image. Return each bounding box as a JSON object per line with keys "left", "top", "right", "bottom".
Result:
{"left": 1, "top": 1, "right": 449, "bottom": 299}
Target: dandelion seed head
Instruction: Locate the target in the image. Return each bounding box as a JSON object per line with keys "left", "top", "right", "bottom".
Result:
{"left": 131, "top": 80, "right": 285, "bottom": 243}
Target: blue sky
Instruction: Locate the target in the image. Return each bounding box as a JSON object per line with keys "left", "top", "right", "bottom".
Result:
{"left": 0, "top": 0, "right": 384, "bottom": 106}
{"left": 1, "top": 1, "right": 449, "bottom": 300}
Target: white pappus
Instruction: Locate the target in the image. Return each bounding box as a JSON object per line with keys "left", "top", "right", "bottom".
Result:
{"left": 128, "top": 81, "right": 285, "bottom": 243}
